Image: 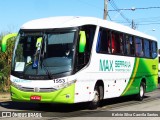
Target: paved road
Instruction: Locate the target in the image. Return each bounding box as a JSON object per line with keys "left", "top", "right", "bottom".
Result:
{"left": 0, "top": 86, "right": 160, "bottom": 120}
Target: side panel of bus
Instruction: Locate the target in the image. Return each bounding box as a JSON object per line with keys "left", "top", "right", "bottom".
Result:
{"left": 74, "top": 25, "right": 158, "bottom": 103}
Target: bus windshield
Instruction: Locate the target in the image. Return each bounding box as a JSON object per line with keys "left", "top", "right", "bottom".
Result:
{"left": 11, "top": 28, "right": 77, "bottom": 79}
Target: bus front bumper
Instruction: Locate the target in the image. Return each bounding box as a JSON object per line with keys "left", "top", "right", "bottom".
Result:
{"left": 10, "top": 84, "right": 75, "bottom": 104}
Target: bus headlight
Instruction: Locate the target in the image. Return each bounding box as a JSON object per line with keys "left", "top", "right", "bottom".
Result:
{"left": 11, "top": 82, "right": 22, "bottom": 90}
{"left": 54, "top": 80, "right": 76, "bottom": 90}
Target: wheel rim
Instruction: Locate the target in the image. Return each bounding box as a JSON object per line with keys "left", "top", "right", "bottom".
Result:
{"left": 140, "top": 85, "right": 144, "bottom": 97}
{"left": 93, "top": 91, "right": 99, "bottom": 103}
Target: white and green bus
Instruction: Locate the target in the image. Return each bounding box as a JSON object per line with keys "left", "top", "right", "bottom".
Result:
{"left": 1, "top": 16, "right": 158, "bottom": 109}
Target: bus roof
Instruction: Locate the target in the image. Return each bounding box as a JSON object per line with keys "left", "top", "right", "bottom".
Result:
{"left": 21, "top": 16, "right": 157, "bottom": 41}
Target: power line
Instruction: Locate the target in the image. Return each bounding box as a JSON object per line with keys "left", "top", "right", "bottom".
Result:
{"left": 137, "top": 22, "right": 160, "bottom": 25}
{"left": 134, "top": 16, "right": 160, "bottom": 21}
{"left": 108, "top": 14, "right": 112, "bottom": 21}
{"left": 74, "top": 0, "right": 160, "bottom": 26}
{"left": 112, "top": 20, "right": 160, "bottom": 26}
{"left": 109, "top": 0, "right": 131, "bottom": 23}
{"left": 108, "top": 6, "right": 160, "bottom": 11}
{"left": 112, "top": 16, "right": 160, "bottom": 23}
{"left": 108, "top": 3, "right": 160, "bottom": 28}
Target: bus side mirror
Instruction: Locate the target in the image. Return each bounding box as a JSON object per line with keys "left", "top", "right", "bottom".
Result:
{"left": 79, "top": 31, "right": 86, "bottom": 53}
{"left": 1, "top": 33, "right": 18, "bottom": 52}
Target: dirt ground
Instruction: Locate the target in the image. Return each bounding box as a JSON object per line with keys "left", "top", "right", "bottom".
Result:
{"left": 0, "top": 92, "right": 10, "bottom": 102}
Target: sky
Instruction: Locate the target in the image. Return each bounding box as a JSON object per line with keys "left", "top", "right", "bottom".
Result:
{"left": 0, "top": 0, "right": 160, "bottom": 48}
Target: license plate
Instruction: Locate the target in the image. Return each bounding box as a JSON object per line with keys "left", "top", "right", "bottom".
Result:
{"left": 30, "top": 95, "right": 41, "bottom": 101}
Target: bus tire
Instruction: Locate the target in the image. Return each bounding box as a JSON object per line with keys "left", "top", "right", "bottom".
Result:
{"left": 89, "top": 86, "right": 101, "bottom": 110}
{"left": 99, "top": 86, "right": 104, "bottom": 100}
{"left": 136, "top": 82, "right": 145, "bottom": 101}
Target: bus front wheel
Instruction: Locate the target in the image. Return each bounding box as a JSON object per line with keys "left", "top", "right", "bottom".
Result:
{"left": 89, "top": 86, "right": 101, "bottom": 109}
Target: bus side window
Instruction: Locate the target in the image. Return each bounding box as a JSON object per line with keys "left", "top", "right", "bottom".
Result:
{"left": 96, "top": 32, "right": 101, "bottom": 52}
{"left": 135, "top": 37, "right": 143, "bottom": 57}
{"left": 124, "top": 35, "right": 130, "bottom": 55}
{"left": 135, "top": 37, "right": 139, "bottom": 56}
{"left": 151, "top": 41, "right": 157, "bottom": 58}
{"left": 130, "top": 36, "right": 135, "bottom": 56}
{"left": 124, "top": 35, "right": 135, "bottom": 56}
{"left": 96, "top": 28, "right": 111, "bottom": 54}
{"left": 119, "top": 33, "right": 124, "bottom": 55}
{"left": 111, "top": 32, "right": 116, "bottom": 53}
{"left": 144, "top": 39, "right": 150, "bottom": 58}
{"left": 107, "top": 30, "right": 111, "bottom": 53}
{"left": 111, "top": 32, "right": 124, "bottom": 55}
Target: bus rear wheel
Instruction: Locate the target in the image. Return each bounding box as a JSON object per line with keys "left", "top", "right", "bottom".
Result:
{"left": 136, "top": 82, "right": 145, "bottom": 101}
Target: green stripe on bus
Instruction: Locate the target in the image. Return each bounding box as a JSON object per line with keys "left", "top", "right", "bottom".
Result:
{"left": 121, "top": 58, "right": 140, "bottom": 96}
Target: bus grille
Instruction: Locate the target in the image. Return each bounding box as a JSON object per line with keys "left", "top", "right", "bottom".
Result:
{"left": 19, "top": 87, "right": 57, "bottom": 92}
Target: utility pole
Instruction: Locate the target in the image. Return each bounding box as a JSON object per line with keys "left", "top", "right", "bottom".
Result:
{"left": 132, "top": 19, "right": 136, "bottom": 29}
{"left": 132, "top": 20, "right": 134, "bottom": 29}
{"left": 103, "top": 0, "right": 108, "bottom": 20}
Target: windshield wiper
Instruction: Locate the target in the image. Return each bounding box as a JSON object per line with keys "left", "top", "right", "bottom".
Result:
{"left": 41, "top": 60, "right": 53, "bottom": 79}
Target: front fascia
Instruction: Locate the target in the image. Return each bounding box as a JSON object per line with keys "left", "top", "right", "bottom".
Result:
{"left": 10, "top": 75, "right": 76, "bottom": 103}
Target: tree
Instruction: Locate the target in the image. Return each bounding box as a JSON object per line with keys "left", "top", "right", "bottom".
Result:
{"left": 0, "top": 34, "right": 15, "bottom": 92}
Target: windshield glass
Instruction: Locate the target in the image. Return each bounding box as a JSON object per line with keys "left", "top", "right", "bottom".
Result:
{"left": 12, "top": 29, "right": 76, "bottom": 78}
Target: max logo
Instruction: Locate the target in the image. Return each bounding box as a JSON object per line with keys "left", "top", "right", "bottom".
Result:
{"left": 99, "top": 59, "right": 113, "bottom": 71}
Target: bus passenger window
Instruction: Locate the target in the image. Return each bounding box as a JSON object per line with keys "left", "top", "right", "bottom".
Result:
{"left": 96, "top": 28, "right": 111, "bottom": 54}
{"left": 151, "top": 41, "right": 157, "bottom": 58}
{"left": 119, "top": 34, "right": 124, "bottom": 54}
{"left": 135, "top": 37, "right": 143, "bottom": 57}
{"left": 125, "top": 35, "right": 130, "bottom": 55}
{"left": 111, "top": 33, "right": 115, "bottom": 53}
{"left": 111, "top": 32, "right": 124, "bottom": 55}
{"left": 129, "top": 36, "right": 135, "bottom": 56}
{"left": 124, "top": 35, "right": 135, "bottom": 56}
{"left": 144, "top": 39, "right": 150, "bottom": 58}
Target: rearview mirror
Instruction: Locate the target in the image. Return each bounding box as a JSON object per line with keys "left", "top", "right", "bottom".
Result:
{"left": 79, "top": 31, "right": 86, "bottom": 53}
{"left": 1, "top": 33, "right": 18, "bottom": 52}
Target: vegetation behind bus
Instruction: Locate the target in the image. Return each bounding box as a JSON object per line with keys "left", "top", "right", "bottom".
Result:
{"left": 0, "top": 34, "right": 16, "bottom": 92}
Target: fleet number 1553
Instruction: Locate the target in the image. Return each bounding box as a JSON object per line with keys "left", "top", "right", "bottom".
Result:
{"left": 53, "top": 79, "right": 65, "bottom": 83}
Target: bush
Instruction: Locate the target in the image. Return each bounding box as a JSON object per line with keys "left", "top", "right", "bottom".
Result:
{"left": 0, "top": 34, "right": 15, "bottom": 92}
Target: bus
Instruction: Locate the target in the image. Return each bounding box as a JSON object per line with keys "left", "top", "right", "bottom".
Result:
{"left": 1, "top": 16, "right": 158, "bottom": 109}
